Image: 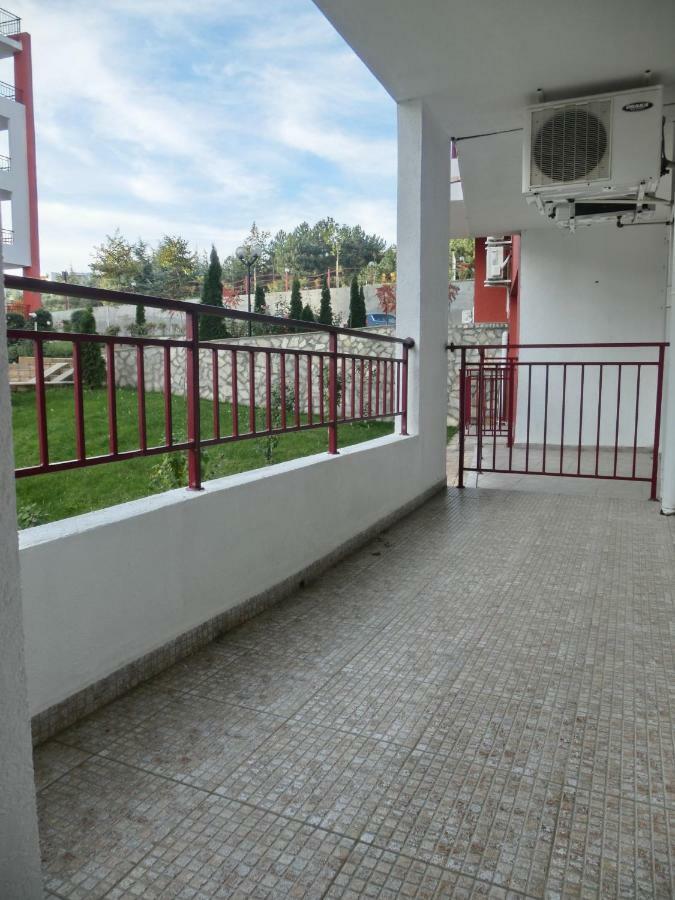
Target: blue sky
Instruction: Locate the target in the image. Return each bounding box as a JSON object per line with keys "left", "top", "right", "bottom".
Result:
{"left": 9, "top": 0, "right": 397, "bottom": 273}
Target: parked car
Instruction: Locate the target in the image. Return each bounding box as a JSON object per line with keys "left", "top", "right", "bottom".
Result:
{"left": 366, "top": 313, "right": 396, "bottom": 326}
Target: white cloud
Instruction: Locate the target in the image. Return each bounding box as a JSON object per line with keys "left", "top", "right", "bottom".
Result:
{"left": 12, "top": 0, "right": 397, "bottom": 272}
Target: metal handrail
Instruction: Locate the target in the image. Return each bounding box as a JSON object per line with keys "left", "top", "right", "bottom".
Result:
{"left": 0, "top": 153, "right": 10, "bottom": 171}
{"left": 0, "top": 7, "right": 20, "bottom": 36}
{"left": 7, "top": 275, "right": 412, "bottom": 346}
{"left": 1, "top": 227, "right": 13, "bottom": 244}
{"left": 6, "top": 275, "right": 412, "bottom": 488}
{"left": 0, "top": 79, "right": 17, "bottom": 101}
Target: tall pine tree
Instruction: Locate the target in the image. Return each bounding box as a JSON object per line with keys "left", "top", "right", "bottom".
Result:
{"left": 318, "top": 274, "right": 333, "bottom": 326}
{"left": 300, "top": 304, "right": 315, "bottom": 323}
{"left": 348, "top": 275, "right": 366, "bottom": 327}
{"left": 289, "top": 276, "right": 303, "bottom": 320}
{"left": 199, "top": 246, "right": 228, "bottom": 340}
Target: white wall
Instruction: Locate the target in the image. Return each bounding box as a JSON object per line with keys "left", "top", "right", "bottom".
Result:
{"left": 20, "top": 433, "right": 442, "bottom": 717}
{"left": 515, "top": 224, "right": 669, "bottom": 447}
{"left": 0, "top": 268, "right": 43, "bottom": 895}
{"left": 0, "top": 95, "right": 30, "bottom": 269}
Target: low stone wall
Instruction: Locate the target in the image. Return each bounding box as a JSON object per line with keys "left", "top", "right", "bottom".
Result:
{"left": 114, "top": 329, "right": 398, "bottom": 419}
{"left": 114, "top": 323, "right": 507, "bottom": 424}
{"left": 446, "top": 324, "right": 508, "bottom": 425}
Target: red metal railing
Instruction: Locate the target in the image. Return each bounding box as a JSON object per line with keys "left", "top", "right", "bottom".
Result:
{"left": 7, "top": 275, "right": 412, "bottom": 489}
{"left": 450, "top": 341, "right": 668, "bottom": 500}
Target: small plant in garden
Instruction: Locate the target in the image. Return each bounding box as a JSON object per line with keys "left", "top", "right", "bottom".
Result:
{"left": 300, "top": 304, "right": 315, "bottom": 323}
{"left": 349, "top": 275, "right": 366, "bottom": 327}
{"left": 149, "top": 452, "right": 187, "bottom": 491}
{"left": 255, "top": 384, "right": 295, "bottom": 465}
{"left": 17, "top": 501, "right": 47, "bottom": 529}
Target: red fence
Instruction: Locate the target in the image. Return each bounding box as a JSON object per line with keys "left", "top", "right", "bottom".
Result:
{"left": 449, "top": 341, "right": 667, "bottom": 500}
{"left": 7, "top": 275, "right": 412, "bottom": 489}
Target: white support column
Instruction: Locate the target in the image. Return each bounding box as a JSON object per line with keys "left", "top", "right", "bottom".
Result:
{"left": 0, "top": 268, "right": 43, "bottom": 895}
{"left": 660, "top": 216, "right": 675, "bottom": 514}
{"left": 396, "top": 100, "right": 450, "bottom": 486}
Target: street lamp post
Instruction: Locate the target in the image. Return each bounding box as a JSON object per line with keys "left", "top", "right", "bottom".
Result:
{"left": 236, "top": 243, "right": 262, "bottom": 337}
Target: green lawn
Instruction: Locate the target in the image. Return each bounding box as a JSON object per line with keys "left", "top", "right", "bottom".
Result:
{"left": 12, "top": 386, "right": 394, "bottom": 527}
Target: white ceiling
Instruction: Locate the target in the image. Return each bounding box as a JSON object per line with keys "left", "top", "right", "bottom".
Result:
{"left": 314, "top": 0, "right": 675, "bottom": 236}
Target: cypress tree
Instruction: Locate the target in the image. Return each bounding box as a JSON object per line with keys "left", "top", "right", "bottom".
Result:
{"left": 199, "top": 245, "right": 228, "bottom": 340}
{"left": 74, "top": 306, "right": 106, "bottom": 389}
{"left": 135, "top": 302, "right": 146, "bottom": 333}
{"left": 254, "top": 283, "right": 267, "bottom": 314}
{"left": 300, "top": 304, "right": 315, "bottom": 323}
{"left": 349, "top": 275, "right": 366, "bottom": 327}
{"left": 289, "top": 276, "right": 303, "bottom": 320}
{"left": 318, "top": 274, "right": 333, "bottom": 326}
{"left": 358, "top": 283, "right": 367, "bottom": 326}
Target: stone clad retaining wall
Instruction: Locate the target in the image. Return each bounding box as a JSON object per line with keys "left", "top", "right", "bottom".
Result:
{"left": 114, "top": 329, "right": 398, "bottom": 419}
{"left": 446, "top": 324, "right": 508, "bottom": 425}
{"left": 114, "top": 323, "right": 508, "bottom": 424}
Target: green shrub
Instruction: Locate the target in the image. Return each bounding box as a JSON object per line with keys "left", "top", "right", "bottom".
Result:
{"left": 17, "top": 501, "right": 47, "bottom": 529}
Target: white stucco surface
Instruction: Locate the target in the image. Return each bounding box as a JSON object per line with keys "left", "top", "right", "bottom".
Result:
{"left": 20, "top": 433, "right": 442, "bottom": 717}
{"left": 0, "top": 276, "right": 43, "bottom": 895}
{"left": 515, "top": 225, "right": 670, "bottom": 448}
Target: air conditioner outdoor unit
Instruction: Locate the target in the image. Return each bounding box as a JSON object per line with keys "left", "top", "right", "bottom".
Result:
{"left": 484, "top": 236, "right": 511, "bottom": 285}
{"left": 523, "top": 85, "right": 663, "bottom": 202}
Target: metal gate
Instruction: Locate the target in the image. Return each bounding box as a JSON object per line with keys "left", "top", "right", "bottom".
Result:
{"left": 449, "top": 342, "right": 668, "bottom": 499}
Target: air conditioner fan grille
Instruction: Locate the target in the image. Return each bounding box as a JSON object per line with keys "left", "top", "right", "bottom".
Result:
{"left": 530, "top": 101, "right": 611, "bottom": 186}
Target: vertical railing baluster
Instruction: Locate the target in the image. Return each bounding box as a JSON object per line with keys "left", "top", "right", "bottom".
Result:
{"left": 318, "top": 353, "right": 325, "bottom": 424}
{"left": 72, "top": 340, "right": 86, "bottom": 461}
{"left": 136, "top": 344, "right": 147, "bottom": 452}
{"left": 524, "top": 361, "right": 531, "bottom": 473}
{"left": 507, "top": 359, "right": 515, "bottom": 470}
{"left": 307, "top": 354, "right": 313, "bottom": 425}
{"left": 595, "top": 364, "right": 603, "bottom": 477}
{"left": 341, "top": 355, "right": 346, "bottom": 421}
{"left": 559, "top": 363, "right": 567, "bottom": 474}
{"left": 212, "top": 348, "right": 220, "bottom": 440}
{"left": 632, "top": 364, "right": 641, "bottom": 479}
{"left": 107, "top": 342, "right": 118, "bottom": 455}
{"left": 650, "top": 345, "right": 666, "bottom": 501}
{"left": 542, "top": 363, "right": 549, "bottom": 473}
{"left": 477, "top": 349, "right": 486, "bottom": 472}
{"left": 359, "top": 359, "right": 365, "bottom": 419}
{"left": 280, "top": 352, "right": 287, "bottom": 431}
{"left": 368, "top": 356, "right": 373, "bottom": 416}
{"left": 185, "top": 311, "right": 202, "bottom": 490}
{"left": 375, "top": 359, "right": 380, "bottom": 416}
{"left": 265, "top": 351, "right": 272, "bottom": 432}
{"left": 389, "top": 359, "right": 394, "bottom": 415}
{"left": 401, "top": 343, "right": 409, "bottom": 435}
{"left": 328, "top": 332, "right": 338, "bottom": 454}
{"left": 351, "top": 357, "right": 356, "bottom": 419}
{"left": 613, "top": 364, "right": 622, "bottom": 477}
{"left": 231, "top": 350, "right": 239, "bottom": 437}
{"left": 162, "top": 344, "right": 172, "bottom": 448}
{"left": 249, "top": 350, "right": 256, "bottom": 434}
{"left": 577, "top": 364, "right": 585, "bottom": 475}
{"left": 458, "top": 347, "right": 466, "bottom": 488}
{"left": 294, "top": 354, "right": 300, "bottom": 428}
{"left": 34, "top": 337, "right": 49, "bottom": 467}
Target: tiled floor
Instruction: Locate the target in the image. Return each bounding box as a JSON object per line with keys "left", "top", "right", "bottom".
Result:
{"left": 35, "top": 487, "right": 675, "bottom": 898}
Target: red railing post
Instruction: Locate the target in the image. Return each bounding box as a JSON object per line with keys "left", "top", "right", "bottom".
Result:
{"left": 457, "top": 347, "right": 466, "bottom": 488}
{"left": 33, "top": 337, "right": 48, "bottom": 467}
{"left": 650, "top": 344, "right": 666, "bottom": 501}
{"left": 185, "top": 310, "right": 202, "bottom": 490}
{"left": 400, "top": 342, "right": 410, "bottom": 435}
{"left": 476, "top": 348, "right": 485, "bottom": 472}
{"left": 328, "top": 332, "right": 339, "bottom": 454}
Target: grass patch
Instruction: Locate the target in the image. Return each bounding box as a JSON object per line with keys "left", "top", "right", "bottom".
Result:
{"left": 12, "top": 386, "right": 394, "bottom": 526}
{"left": 446, "top": 425, "right": 458, "bottom": 444}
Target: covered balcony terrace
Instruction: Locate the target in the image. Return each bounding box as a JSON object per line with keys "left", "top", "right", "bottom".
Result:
{"left": 34, "top": 485, "right": 674, "bottom": 897}
{"left": 2, "top": 1, "right": 675, "bottom": 897}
